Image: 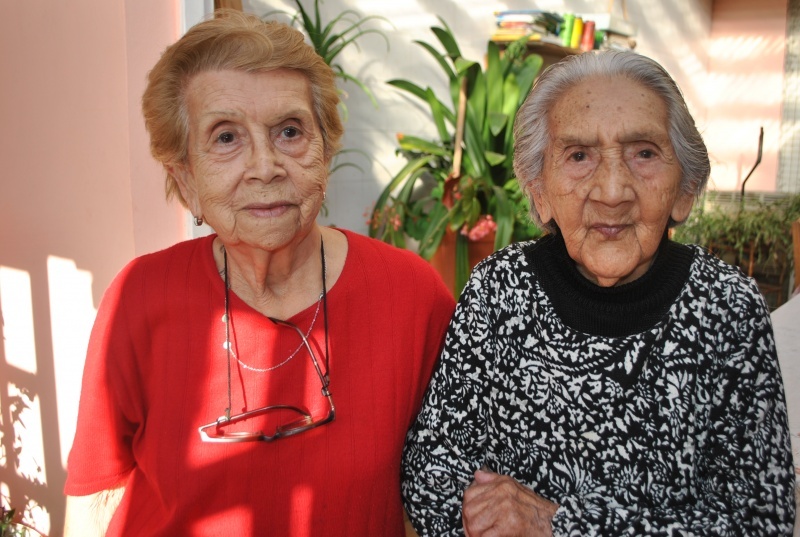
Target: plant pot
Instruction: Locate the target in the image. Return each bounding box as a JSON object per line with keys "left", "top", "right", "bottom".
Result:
{"left": 430, "top": 228, "right": 496, "bottom": 297}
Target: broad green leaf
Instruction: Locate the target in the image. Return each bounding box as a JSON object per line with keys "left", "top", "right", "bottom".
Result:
{"left": 485, "top": 42, "right": 503, "bottom": 116}
{"left": 516, "top": 54, "right": 544, "bottom": 105}
{"left": 371, "top": 155, "right": 435, "bottom": 216}
{"left": 396, "top": 167, "right": 430, "bottom": 204}
{"left": 387, "top": 79, "right": 428, "bottom": 102}
{"left": 454, "top": 57, "right": 478, "bottom": 76}
{"left": 501, "top": 74, "right": 520, "bottom": 119}
{"left": 398, "top": 134, "right": 450, "bottom": 156}
{"left": 449, "top": 199, "right": 467, "bottom": 230}
{"left": 467, "top": 70, "right": 488, "bottom": 138}
{"left": 484, "top": 150, "right": 506, "bottom": 167}
{"left": 488, "top": 111, "right": 508, "bottom": 137}
{"left": 417, "top": 204, "right": 450, "bottom": 259}
{"left": 431, "top": 26, "right": 461, "bottom": 61}
{"left": 425, "top": 88, "right": 454, "bottom": 142}
{"left": 492, "top": 186, "right": 514, "bottom": 248}
{"left": 461, "top": 111, "right": 488, "bottom": 179}
{"left": 469, "top": 198, "right": 482, "bottom": 224}
{"left": 414, "top": 40, "right": 456, "bottom": 81}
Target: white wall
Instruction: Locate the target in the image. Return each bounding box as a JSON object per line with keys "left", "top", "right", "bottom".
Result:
{"left": 0, "top": 2, "right": 184, "bottom": 534}
{"left": 244, "top": 0, "right": 715, "bottom": 235}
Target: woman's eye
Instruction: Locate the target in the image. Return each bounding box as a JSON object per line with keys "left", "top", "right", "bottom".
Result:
{"left": 216, "top": 131, "right": 235, "bottom": 144}
{"left": 282, "top": 126, "right": 300, "bottom": 139}
{"left": 638, "top": 149, "right": 655, "bottom": 159}
{"left": 569, "top": 151, "right": 586, "bottom": 162}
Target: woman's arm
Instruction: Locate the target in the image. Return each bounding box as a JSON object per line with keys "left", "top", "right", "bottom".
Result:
{"left": 401, "top": 265, "right": 497, "bottom": 536}
{"left": 64, "top": 485, "right": 125, "bottom": 537}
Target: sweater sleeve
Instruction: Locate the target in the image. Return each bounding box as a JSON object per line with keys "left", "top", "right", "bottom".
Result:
{"left": 65, "top": 260, "right": 143, "bottom": 495}
{"left": 551, "top": 281, "right": 796, "bottom": 536}
{"left": 401, "top": 265, "right": 495, "bottom": 536}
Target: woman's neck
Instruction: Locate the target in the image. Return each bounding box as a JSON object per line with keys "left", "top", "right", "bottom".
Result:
{"left": 213, "top": 227, "right": 327, "bottom": 319}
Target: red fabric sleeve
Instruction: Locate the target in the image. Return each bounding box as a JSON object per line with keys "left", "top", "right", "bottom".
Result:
{"left": 64, "top": 259, "right": 143, "bottom": 495}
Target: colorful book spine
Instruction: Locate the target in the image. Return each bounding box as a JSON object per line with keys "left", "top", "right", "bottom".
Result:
{"left": 580, "top": 20, "right": 596, "bottom": 51}
{"left": 570, "top": 16, "right": 584, "bottom": 49}
{"left": 560, "top": 13, "right": 574, "bottom": 47}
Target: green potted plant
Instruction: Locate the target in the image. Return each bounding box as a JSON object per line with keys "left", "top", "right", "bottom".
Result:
{"left": 368, "top": 18, "right": 544, "bottom": 294}
{"left": 674, "top": 192, "right": 800, "bottom": 307}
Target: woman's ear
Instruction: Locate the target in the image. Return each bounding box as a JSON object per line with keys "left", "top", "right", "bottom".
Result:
{"left": 670, "top": 191, "right": 695, "bottom": 225}
{"left": 168, "top": 162, "right": 201, "bottom": 216}
{"left": 528, "top": 181, "right": 553, "bottom": 225}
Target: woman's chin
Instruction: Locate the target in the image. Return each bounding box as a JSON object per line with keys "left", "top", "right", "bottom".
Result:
{"left": 578, "top": 258, "right": 646, "bottom": 287}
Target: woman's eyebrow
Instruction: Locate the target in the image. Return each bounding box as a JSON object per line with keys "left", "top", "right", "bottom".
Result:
{"left": 553, "top": 133, "right": 596, "bottom": 146}
{"left": 617, "top": 129, "right": 671, "bottom": 143}
{"left": 197, "top": 109, "right": 244, "bottom": 123}
{"left": 554, "top": 129, "right": 670, "bottom": 146}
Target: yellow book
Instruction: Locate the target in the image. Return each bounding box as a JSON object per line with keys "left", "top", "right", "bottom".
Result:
{"left": 570, "top": 17, "right": 584, "bottom": 49}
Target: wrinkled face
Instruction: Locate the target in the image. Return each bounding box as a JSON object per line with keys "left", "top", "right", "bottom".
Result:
{"left": 530, "top": 76, "right": 694, "bottom": 287}
{"left": 172, "top": 68, "right": 328, "bottom": 252}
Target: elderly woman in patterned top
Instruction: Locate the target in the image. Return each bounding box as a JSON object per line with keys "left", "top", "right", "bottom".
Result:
{"left": 401, "top": 50, "right": 796, "bottom": 536}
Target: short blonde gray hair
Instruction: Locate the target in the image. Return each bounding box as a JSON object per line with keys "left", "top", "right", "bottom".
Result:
{"left": 142, "top": 9, "right": 343, "bottom": 207}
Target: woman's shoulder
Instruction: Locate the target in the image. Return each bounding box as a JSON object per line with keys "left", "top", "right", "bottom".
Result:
{"left": 335, "top": 228, "right": 454, "bottom": 302}
{"left": 471, "top": 237, "right": 541, "bottom": 277}
{"left": 683, "top": 243, "right": 768, "bottom": 312}
{"left": 337, "top": 228, "right": 441, "bottom": 271}
{"left": 110, "top": 235, "right": 215, "bottom": 288}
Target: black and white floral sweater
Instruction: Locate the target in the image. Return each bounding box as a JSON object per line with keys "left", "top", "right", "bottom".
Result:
{"left": 401, "top": 233, "right": 795, "bottom": 536}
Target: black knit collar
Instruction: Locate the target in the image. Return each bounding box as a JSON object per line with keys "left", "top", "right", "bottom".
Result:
{"left": 524, "top": 231, "right": 695, "bottom": 337}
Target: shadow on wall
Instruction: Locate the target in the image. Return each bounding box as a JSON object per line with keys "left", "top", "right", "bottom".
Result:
{"left": 0, "top": 257, "right": 98, "bottom": 536}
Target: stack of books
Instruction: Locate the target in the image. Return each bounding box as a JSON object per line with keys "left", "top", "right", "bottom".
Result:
{"left": 578, "top": 13, "right": 637, "bottom": 51}
{"left": 491, "top": 10, "right": 563, "bottom": 44}
{"left": 491, "top": 10, "right": 638, "bottom": 52}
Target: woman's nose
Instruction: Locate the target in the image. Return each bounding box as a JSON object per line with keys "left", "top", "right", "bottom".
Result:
{"left": 246, "top": 139, "right": 285, "bottom": 182}
{"left": 588, "top": 156, "right": 634, "bottom": 206}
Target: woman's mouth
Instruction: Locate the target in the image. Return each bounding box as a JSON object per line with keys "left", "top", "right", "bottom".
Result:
{"left": 243, "top": 202, "right": 292, "bottom": 218}
{"left": 592, "top": 224, "right": 628, "bottom": 238}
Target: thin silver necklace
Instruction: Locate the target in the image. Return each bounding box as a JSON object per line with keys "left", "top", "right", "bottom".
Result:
{"left": 222, "top": 240, "right": 327, "bottom": 372}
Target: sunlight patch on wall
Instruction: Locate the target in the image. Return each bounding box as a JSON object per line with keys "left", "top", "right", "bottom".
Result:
{"left": 7, "top": 383, "right": 46, "bottom": 486}
{"left": 47, "top": 255, "right": 97, "bottom": 468}
{"left": 0, "top": 479, "right": 51, "bottom": 536}
{"left": 0, "top": 266, "right": 37, "bottom": 375}
{"left": 709, "top": 35, "right": 785, "bottom": 60}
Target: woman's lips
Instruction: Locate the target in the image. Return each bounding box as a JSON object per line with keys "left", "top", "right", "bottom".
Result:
{"left": 243, "top": 202, "right": 292, "bottom": 217}
{"left": 592, "top": 224, "right": 628, "bottom": 238}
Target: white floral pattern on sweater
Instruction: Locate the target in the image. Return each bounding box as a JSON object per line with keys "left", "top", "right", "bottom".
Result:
{"left": 402, "top": 239, "right": 796, "bottom": 536}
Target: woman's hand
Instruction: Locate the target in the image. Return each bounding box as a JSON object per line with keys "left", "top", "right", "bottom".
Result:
{"left": 462, "top": 469, "right": 558, "bottom": 537}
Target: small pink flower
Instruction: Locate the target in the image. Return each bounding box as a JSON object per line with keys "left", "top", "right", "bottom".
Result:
{"left": 461, "top": 214, "right": 497, "bottom": 241}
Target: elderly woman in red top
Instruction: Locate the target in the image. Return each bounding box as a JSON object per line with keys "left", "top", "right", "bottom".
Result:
{"left": 63, "top": 10, "right": 454, "bottom": 536}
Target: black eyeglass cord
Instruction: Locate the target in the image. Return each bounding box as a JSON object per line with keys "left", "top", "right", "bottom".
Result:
{"left": 221, "top": 236, "right": 329, "bottom": 420}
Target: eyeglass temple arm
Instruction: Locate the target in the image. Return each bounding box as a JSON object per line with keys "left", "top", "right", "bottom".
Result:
{"left": 268, "top": 316, "right": 331, "bottom": 397}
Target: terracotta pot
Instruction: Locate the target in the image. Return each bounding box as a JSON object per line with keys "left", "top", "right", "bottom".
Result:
{"left": 430, "top": 228, "right": 496, "bottom": 297}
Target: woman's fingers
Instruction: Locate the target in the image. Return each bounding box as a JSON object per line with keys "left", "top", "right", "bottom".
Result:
{"left": 462, "top": 470, "right": 558, "bottom": 537}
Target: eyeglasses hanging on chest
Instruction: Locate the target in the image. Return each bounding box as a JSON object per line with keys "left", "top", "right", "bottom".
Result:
{"left": 198, "top": 239, "right": 335, "bottom": 443}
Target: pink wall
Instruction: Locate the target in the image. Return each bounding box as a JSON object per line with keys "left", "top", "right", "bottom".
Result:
{"left": 0, "top": 1, "right": 183, "bottom": 534}
{"left": 704, "top": 0, "right": 788, "bottom": 192}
